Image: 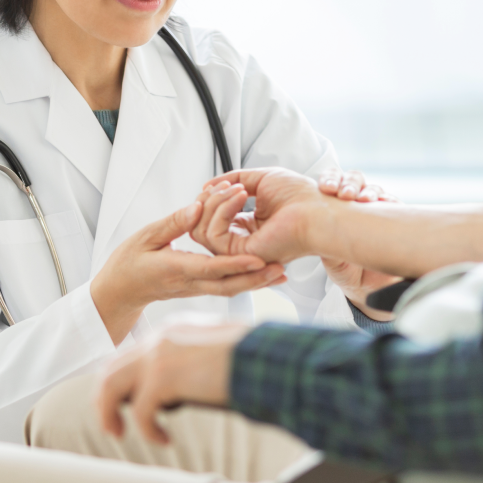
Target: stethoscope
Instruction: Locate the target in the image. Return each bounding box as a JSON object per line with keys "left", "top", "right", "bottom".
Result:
{"left": 0, "top": 27, "right": 233, "bottom": 328}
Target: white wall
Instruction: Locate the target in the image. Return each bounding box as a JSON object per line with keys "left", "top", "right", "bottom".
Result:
{"left": 177, "top": 1, "right": 483, "bottom": 173}
{"left": 175, "top": 1, "right": 483, "bottom": 320}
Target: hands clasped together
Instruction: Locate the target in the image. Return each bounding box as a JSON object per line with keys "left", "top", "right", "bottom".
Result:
{"left": 94, "top": 167, "right": 400, "bottom": 444}
{"left": 91, "top": 167, "right": 397, "bottom": 344}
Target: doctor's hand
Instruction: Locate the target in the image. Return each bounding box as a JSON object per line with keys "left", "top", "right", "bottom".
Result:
{"left": 320, "top": 257, "right": 400, "bottom": 321}
{"left": 96, "top": 323, "right": 246, "bottom": 444}
{"left": 318, "top": 167, "right": 399, "bottom": 203}
{"left": 91, "top": 202, "right": 285, "bottom": 346}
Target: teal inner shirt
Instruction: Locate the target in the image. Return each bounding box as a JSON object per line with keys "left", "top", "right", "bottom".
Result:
{"left": 93, "top": 109, "right": 119, "bottom": 144}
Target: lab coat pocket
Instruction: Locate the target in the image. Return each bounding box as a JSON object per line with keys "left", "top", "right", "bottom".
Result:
{"left": 0, "top": 211, "right": 91, "bottom": 322}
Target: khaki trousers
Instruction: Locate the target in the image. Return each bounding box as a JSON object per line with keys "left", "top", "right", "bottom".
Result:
{"left": 19, "top": 375, "right": 477, "bottom": 483}
{"left": 25, "top": 374, "right": 312, "bottom": 483}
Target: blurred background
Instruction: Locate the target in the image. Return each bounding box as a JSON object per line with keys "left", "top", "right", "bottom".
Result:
{"left": 174, "top": 0, "right": 483, "bottom": 322}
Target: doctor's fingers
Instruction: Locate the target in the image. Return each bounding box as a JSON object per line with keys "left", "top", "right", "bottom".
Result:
{"left": 140, "top": 201, "right": 203, "bottom": 250}
{"left": 357, "top": 184, "right": 384, "bottom": 202}
{"left": 318, "top": 168, "right": 343, "bottom": 195}
{"left": 191, "top": 264, "right": 287, "bottom": 298}
{"left": 171, "top": 250, "right": 265, "bottom": 279}
{"left": 378, "top": 192, "right": 400, "bottom": 203}
{"left": 359, "top": 186, "right": 400, "bottom": 203}
{"left": 337, "top": 170, "right": 366, "bottom": 200}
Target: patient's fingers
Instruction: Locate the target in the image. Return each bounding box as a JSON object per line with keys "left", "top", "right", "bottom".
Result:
{"left": 192, "top": 183, "right": 247, "bottom": 253}
{"left": 96, "top": 353, "right": 141, "bottom": 438}
{"left": 203, "top": 169, "right": 272, "bottom": 196}
{"left": 131, "top": 376, "right": 172, "bottom": 445}
{"left": 205, "top": 191, "right": 249, "bottom": 253}
{"left": 318, "top": 168, "right": 343, "bottom": 195}
{"left": 196, "top": 180, "right": 230, "bottom": 205}
{"left": 338, "top": 170, "right": 366, "bottom": 200}
{"left": 359, "top": 186, "right": 400, "bottom": 203}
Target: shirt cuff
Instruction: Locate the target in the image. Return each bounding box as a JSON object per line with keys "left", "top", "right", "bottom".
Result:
{"left": 346, "top": 298, "right": 395, "bottom": 336}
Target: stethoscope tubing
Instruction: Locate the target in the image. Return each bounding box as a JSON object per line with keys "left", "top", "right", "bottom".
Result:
{"left": 158, "top": 27, "right": 234, "bottom": 174}
{"left": 0, "top": 24, "right": 233, "bottom": 327}
{"left": 0, "top": 166, "right": 67, "bottom": 326}
{"left": 0, "top": 141, "right": 31, "bottom": 187}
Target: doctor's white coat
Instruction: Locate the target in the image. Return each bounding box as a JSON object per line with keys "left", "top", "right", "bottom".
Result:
{"left": 0, "top": 19, "right": 356, "bottom": 443}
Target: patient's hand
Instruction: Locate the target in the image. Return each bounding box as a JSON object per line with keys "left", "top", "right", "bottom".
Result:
{"left": 192, "top": 167, "right": 399, "bottom": 321}
{"left": 191, "top": 168, "right": 326, "bottom": 264}
{"left": 96, "top": 323, "right": 249, "bottom": 444}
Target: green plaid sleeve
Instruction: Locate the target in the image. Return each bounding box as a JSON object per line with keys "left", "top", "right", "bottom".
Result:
{"left": 230, "top": 323, "right": 483, "bottom": 474}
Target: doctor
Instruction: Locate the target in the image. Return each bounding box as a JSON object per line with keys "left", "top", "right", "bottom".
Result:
{"left": 0, "top": 0, "right": 395, "bottom": 443}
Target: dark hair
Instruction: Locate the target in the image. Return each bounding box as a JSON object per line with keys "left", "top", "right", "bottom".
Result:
{"left": 0, "top": 0, "right": 33, "bottom": 34}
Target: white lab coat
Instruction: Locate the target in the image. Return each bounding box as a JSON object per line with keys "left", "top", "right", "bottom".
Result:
{"left": 0, "top": 19, "right": 355, "bottom": 443}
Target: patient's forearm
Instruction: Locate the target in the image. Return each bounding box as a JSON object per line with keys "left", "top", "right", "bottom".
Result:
{"left": 313, "top": 200, "right": 483, "bottom": 278}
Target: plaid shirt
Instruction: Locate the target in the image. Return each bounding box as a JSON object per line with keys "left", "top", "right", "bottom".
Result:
{"left": 230, "top": 323, "right": 483, "bottom": 475}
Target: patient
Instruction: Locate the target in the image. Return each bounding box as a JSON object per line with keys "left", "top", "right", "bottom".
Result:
{"left": 26, "top": 168, "right": 483, "bottom": 480}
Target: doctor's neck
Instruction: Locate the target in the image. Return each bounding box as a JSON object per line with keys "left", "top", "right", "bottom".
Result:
{"left": 30, "top": 1, "right": 127, "bottom": 111}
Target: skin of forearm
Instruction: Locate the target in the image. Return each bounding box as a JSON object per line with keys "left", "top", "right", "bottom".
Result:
{"left": 91, "top": 274, "right": 145, "bottom": 346}
{"left": 311, "top": 199, "right": 483, "bottom": 279}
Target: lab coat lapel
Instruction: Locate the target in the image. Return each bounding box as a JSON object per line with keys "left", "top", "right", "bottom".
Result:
{"left": 0, "top": 22, "right": 112, "bottom": 194}
{"left": 46, "top": 67, "right": 113, "bottom": 194}
{"left": 91, "top": 43, "right": 175, "bottom": 273}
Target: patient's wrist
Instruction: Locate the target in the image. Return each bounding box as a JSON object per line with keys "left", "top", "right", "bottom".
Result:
{"left": 307, "top": 195, "right": 345, "bottom": 257}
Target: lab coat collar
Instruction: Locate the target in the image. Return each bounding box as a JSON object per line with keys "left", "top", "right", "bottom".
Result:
{"left": 0, "top": 23, "right": 111, "bottom": 193}
{"left": 0, "top": 25, "right": 177, "bottom": 104}
{"left": 0, "top": 25, "right": 177, "bottom": 266}
{"left": 0, "top": 24, "right": 53, "bottom": 103}
{"left": 129, "top": 38, "right": 177, "bottom": 98}
{"left": 0, "top": 25, "right": 178, "bottom": 197}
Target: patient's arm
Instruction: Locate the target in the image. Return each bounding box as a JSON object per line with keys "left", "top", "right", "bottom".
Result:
{"left": 317, "top": 199, "right": 483, "bottom": 279}
{"left": 97, "top": 321, "right": 483, "bottom": 474}
{"left": 199, "top": 168, "right": 483, "bottom": 280}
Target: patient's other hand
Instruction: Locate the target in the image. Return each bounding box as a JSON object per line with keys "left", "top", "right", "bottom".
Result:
{"left": 96, "top": 323, "right": 249, "bottom": 445}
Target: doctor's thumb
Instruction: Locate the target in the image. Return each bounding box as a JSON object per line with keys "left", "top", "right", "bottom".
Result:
{"left": 146, "top": 202, "right": 203, "bottom": 248}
